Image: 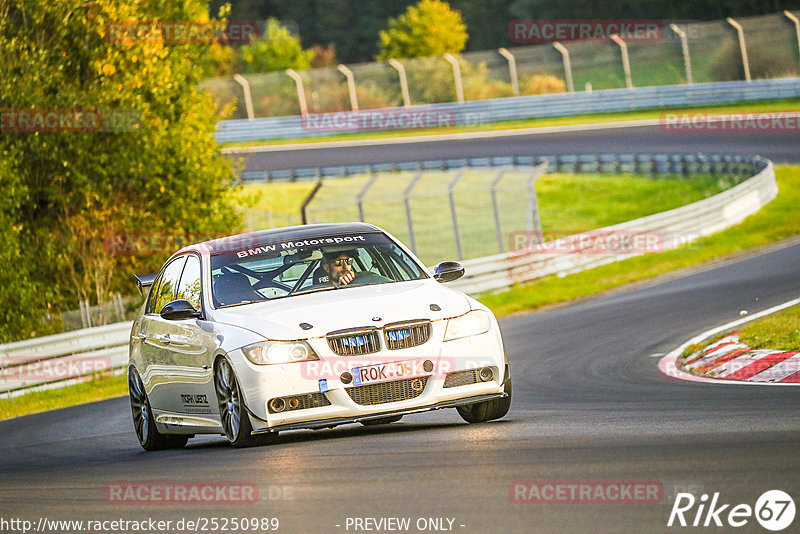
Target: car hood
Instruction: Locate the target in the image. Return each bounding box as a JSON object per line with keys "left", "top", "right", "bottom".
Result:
{"left": 209, "top": 279, "right": 470, "bottom": 341}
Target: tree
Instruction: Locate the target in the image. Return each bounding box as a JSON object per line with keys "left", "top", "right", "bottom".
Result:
{"left": 377, "top": 0, "right": 468, "bottom": 60}
{"left": 239, "top": 18, "right": 314, "bottom": 73}
{"left": 450, "top": 0, "right": 514, "bottom": 51}
{"left": 0, "top": 0, "right": 242, "bottom": 340}
{"left": 216, "top": 0, "right": 800, "bottom": 62}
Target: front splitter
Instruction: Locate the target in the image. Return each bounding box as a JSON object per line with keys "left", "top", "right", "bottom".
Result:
{"left": 251, "top": 392, "right": 507, "bottom": 434}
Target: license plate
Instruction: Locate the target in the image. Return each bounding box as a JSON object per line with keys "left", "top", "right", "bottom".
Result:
{"left": 351, "top": 360, "right": 426, "bottom": 386}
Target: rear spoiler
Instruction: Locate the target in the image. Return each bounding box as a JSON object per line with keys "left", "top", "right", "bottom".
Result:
{"left": 134, "top": 273, "right": 157, "bottom": 296}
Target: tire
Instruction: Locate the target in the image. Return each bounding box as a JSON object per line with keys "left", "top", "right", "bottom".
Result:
{"left": 360, "top": 415, "right": 403, "bottom": 426}
{"left": 128, "top": 367, "right": 189, "bottom": 451}
{"left": 456, "top": 377, "right": 512, "bottom": 424}
{"left": 214, "top": 358, "right": 276, "bottom": 448}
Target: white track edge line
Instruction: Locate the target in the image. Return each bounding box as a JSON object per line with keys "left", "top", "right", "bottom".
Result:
{"left": 658, "top": 296, "right": 800, "bottom": 386}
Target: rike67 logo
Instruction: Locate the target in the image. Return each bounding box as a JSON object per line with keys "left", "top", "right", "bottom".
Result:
{"left": 668, "top": 490, "right": 795, "bottom": 531}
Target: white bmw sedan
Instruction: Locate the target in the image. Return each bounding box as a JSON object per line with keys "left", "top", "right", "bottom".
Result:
{"left": 128, "top": 223, "right": 511, "bottom": 450}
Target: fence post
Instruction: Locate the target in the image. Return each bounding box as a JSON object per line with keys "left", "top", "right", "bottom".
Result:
{"left": 285, "top": 69, "right": 309, "bottom": 116}
{"left": 498, "top": 48, "right": 519, "bottom": 97}
{"left": 669, "top": 24, "right": 694, "bottom": 85}
{"left": 785, "top": 11, "right": 800, "bottom": 65}
{"left": 490, "top": 167, "right": 510, "bottom": 254}
{"left": 232, "top": 74, "right": 255, "bottom": 120}
{"left": 300, "top": 169, "right": 322, "bottom": 224}
{"left": 527, "top": 162, "right": 547, "bottom": 243}
{"left": 356, "top": 170, "right": 379, "bottom": 222}
{"left": 726, "top": 18, "right": 751, "bottom": 82}
{"left": 403, "top": 166, "right": 424, "bottom": 254}
{"left": 443, "top": 53, "right": 465, "bottom": 103}
{"left": 114, "top": 294, "right": 124, "bottom": 322}
{"left": 552, "top": 42, "right": 575, "bottom": 93}
{"left": 79, "top": 300, "right": 92, "bottom": 329}
{"left": 388, "top": 59, "right": 411, "bottom": 107}
{"left": 337, "top": 64, "right": 359, "bottom": 112}
{"left": 610, "top": 34, "right": 633, "bottom": 89}
{"left": 447, "top": 168, "right": 467, "bottom": 260}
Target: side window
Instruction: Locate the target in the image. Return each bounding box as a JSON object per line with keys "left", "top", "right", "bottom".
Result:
{"left": 145, "top": 276, "right": 161, "bottom": 314}
{"left": 355, "top": 248, "right": 374, "bottom": 272}
{"left": 152, "top": 256, "right": 187, "bottom": 314}
{"left": 176, "top": 255, "right": 202, "bottom": 310}
{"left": 384, "top": 244, "right": 423, "bottom": 281}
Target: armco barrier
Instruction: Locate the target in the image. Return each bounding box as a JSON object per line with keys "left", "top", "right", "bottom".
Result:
{"left": 0, "top": 322, "right": 132, "bottom": 397}
{"left": 216, "top": 78, "right": 800, "bottom": 143}
{"left": 0, "top": 154, "right": 776, "bottom": 396}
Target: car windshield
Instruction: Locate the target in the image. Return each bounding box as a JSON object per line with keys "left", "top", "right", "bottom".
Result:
{"left": 209, "top": 232, "right": 427, "bottom": 307}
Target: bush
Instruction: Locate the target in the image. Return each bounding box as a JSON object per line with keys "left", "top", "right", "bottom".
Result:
{"left": 710, "top": 41, "right": 797, "bottom": 81}
{"left": 307, "top": 84, "right": 392, "bottom": 113}
{"left": 378, "top": 0, "right": 468, "bottom": 61}
{"left": 200, "top": 43, "right": 238, "bottom": 77}
{"left": 310, "top": 44, "right": 337, "bottom": 68}
{"left": 405, "top": 57, "right": 509, "bottom": 104}
{"left": 521, "top": 74, "right": 567, "bottom": 95}
{"left": 464, "top": 79, "right": 515, "bottom": 100}
{"left": 239, "top": 19, "right": 314, "bottom": 73}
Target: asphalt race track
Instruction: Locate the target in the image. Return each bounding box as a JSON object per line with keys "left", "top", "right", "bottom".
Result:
{"left": 238, "top": 124, "right": 800, "bottom": 171}
{"left": 2, "top": 126, "right": 800, "bottom": 533}
{"left": 2, "top": 239, "right": 800, "bottom": 533}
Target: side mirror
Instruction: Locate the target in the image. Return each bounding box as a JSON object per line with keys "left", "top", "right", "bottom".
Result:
{"left": 134, "top": 273, "right": 157, "bottom": 297}
{"left": 433, "top": 261, "right": 465, "bottom": 283}
{"left": 160, "top": 299, "right": 202, "bottom": 321}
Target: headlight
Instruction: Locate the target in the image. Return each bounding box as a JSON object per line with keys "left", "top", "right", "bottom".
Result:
{"left": 443, "top": 310, "right": 492, "bottom": 341}
{"left": 242, "top": 341, "right": 320, "bottom": 365}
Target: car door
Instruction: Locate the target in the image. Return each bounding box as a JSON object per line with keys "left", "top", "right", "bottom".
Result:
{"left": 165, "top": 254, "right": 218, "bottom": 417}
{"left": 145, "top": 254, "right": 218, "bottom": 417}
{"left": 139, "top": 255, "right": 187, "bottom": 411}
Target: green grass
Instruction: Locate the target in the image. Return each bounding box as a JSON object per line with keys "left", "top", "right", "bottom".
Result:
{"left": 0, "top": 373, "right": 128, "bottom": 420}
{"left": 233, "top": 181, "right": 311, "bottom": 229}
{"left": 737, "top": 305, "right": 800, "bottom": 351}
{"left": 681, "top": 303, "right": 800, "bottom": 358}
{"left": 479, "top": 165, "right": 800, "bottom": 316}
{"left": 220, "top": 98, "right": 800, "bottom": 148}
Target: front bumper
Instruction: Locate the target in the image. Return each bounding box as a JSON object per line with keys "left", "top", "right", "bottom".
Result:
{"left": 234, "top": 325, "right": 507, "bottom": 431}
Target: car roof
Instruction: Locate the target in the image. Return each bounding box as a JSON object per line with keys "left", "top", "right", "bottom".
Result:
{"left": 175, "top": 222, "right": 383, "bottom": 256}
